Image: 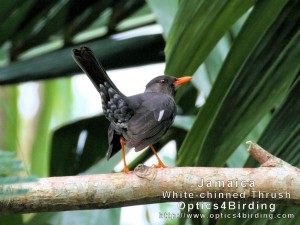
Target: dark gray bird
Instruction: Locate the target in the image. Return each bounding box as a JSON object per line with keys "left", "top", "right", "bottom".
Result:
{"left": 72, "top": 46, "right": 191, "bottom": 172}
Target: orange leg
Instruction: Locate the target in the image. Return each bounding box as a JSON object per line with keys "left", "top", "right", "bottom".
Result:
{"left": 150, "top": 145, "right": 167, "bottom": 168}
{"left": 120, "top": 136, "right": 129, "bottom": 173}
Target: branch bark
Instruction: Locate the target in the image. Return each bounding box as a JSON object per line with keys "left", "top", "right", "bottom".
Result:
{"left": 0, "top": 142, "right": 299, "bottom": 214}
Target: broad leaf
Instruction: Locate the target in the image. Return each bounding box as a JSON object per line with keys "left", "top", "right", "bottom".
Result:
{"left": 177, "top": 0, "right": 296, "bottom": 167}
{"left": 147, "top": 0, "right": 178, "bottom": 39}
{"left": 0, "top": 34, "right": 164, "bottom": 85}
{"left": 50, "top": 115, "right": 109, "bottom": 176}
{"left": 165, "top": 0, "right": 254, "bottom": 76}
{"left": 246, "top": 75, "right": 300, "bottom": 168}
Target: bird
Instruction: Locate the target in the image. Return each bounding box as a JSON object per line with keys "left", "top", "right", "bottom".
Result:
{"left": 72, "top": 46, "right": 191, "bottom": 172}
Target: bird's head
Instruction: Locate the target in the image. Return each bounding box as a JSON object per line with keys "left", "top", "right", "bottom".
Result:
{"left": 145, "top": 75, "right": 192, "bottom": 96}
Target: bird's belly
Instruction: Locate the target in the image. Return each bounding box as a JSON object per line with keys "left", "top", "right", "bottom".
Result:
{"left": 125, "top": 119, "right": 173, "bottom": 151}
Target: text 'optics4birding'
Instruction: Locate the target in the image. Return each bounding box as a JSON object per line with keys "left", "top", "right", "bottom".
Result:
{"left": 72, "top": 46, "right": 191, "bottom": 173}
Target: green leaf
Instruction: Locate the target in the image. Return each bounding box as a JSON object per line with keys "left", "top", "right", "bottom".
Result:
{"left": 0, "top": 1, "right": 22, "bottom": 22}
{"left": 173, "top": 115, "right": 196, "bottom": 131}
{"left": 176, "top": 83, "right": 198, "bottom": 114}
{"left": 245, "top": 75, "right": 300, "bottom": 168}
{"left": 193, "top": 34, "right": 232, "bottom": 98}
{"left": 0, "top": 0, "right": 36, "bottom": 46}
{"left": 203, "top": 34, "right": 231, "bottom": 85}
{"left": 0, "top": 150, "right": 37, "bottom": 203}
{"left": 197, "top": 3, "right": 300, "bottom": 167}
{"left": 50, "top": 115, "right": 109, "bottom": 176}
{"left": 177, "top": 0, "right": 296, "bottom": 167}
{"left": 31, "top": 78, "right": 73, "bottom": 177}
{"left": 165, "top": 0, "right": 254, "bottom": 76}
{"left": 0, "top": 85, "right": 19, "bottom": 152}
{"left": 107, "top": 0, "right": 145, "bottom": 32}
{"left": 147, "top": 0, "right": 178, "bottom": 39}
{"left": 0, "top": 151, "right": 34, "bottom": 182}
{"left": 11, "top": 0, "right": 71, "bottom": 54}
{"left": 30, "top": 82, "right": 55, "bottom": 177}
{"left": 0, "top": 215, "right": 23, "bottom": 225}
{"left": 227, "top": 113, "right": 271, "bottom": 168}
{"left": 0, "top": 34, "right": 164, "bottom": 85}
{"left": 64, "top": 0, "right": 112, "bottom": 42}
{"left": 11, "top": 1, "right": 109, "bottom": 55}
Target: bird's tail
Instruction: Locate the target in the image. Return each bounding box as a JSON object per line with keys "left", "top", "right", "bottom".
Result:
{"left": 72, "top": 46, "right": 123, "bottom": 96}
{"left": 107, "top": 124, "right": 122, "bottom": 159}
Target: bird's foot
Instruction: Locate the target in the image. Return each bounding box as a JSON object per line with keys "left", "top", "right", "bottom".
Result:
{"left": 152, "top": 162, "right": 167, "bottom": 169}
{"left": 149, "top": 145, "right": 168, "bottom": 169}
{"left": 123, "top": 165, "right": 130, "bottom": 173}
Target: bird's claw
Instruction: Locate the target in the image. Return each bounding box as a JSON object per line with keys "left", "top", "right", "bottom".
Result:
{"left": 152, "top": 163, "right": 167, "bottom": 169}
{"left": 123, "top": 166, "right": 130, "bottom": 173}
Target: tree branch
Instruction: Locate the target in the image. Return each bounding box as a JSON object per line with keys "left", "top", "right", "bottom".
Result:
{"left": 1, "top": 142, "right": 299, "bottom": 214}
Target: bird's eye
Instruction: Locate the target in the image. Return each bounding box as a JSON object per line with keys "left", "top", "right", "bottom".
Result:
{"left": 160, "top": 79, "right": 167, "bottom": 85}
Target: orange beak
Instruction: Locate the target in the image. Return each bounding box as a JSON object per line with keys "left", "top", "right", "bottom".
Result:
{"left": 173, "top": 76, "right": 192, "bottom": 86}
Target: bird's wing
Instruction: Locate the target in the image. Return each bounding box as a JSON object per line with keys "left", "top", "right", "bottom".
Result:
{"left": 100, "top": 82, "right": 134, "bottom": 128}
{"left": 127, "top": 93, "right": 176, "bottom": 151}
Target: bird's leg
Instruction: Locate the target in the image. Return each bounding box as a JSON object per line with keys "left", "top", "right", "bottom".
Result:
{"left": 120, "top": 136, "right": 129, "bottom": 173}
{"left": 150, "top": 145, "right": 167, "bottom": 168}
